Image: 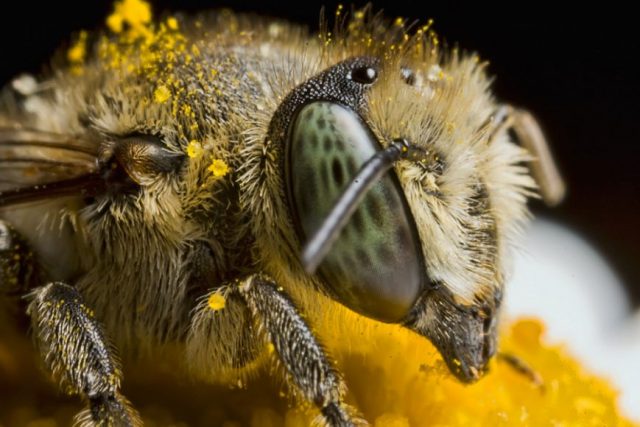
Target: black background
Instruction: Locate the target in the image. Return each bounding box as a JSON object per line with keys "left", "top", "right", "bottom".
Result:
{"left": 1, "top": 2, "right": 638, "bottom": 305}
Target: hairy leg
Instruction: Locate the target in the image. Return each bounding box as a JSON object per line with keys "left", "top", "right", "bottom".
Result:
{"left": 188, "top": 274, "right": 355, "bottom": 427}
{"left": 497, "top": 351, "right": 545, "bottom": 389}
{"left": 28, "top": 282, "right": 140, "bottom": 427}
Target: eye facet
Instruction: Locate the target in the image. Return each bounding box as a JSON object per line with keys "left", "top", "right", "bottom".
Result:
{"left": 111, "top": 134, "right": 184, "bottom": 185}
{"left": 349, "top": 66, "right": 378, "bottom": 85}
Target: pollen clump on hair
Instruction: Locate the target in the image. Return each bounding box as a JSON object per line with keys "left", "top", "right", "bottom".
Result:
{"left": 186, "top": 140, "right": 204, "bottom": 159}
{"left": 166, "top": 16, "right": 179, "bottom": 31}
{"left": 207, "top": 292, "right": 226, "bottom": 311}
{"left": 96, "top": 0, "right": 210, "bottom": 150}
{"left": 106, "top": 0, "right": 152, "bottom": 36}
{"left": 67, "top": 31, "right": 88, "bottom": 75}
{"left": 152, "top": 84, "right": 171, "bottom": 104}
{"left": 208, "top": 159, "right": 230, "bottom": 177}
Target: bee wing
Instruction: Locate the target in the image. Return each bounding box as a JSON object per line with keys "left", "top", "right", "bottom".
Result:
{"left": 0, "top": 127, "right": 100, "bottom": 207}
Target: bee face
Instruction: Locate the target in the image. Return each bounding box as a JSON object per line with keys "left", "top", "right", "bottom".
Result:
{"left": 265, "top": 48, "right": 536, "bottom": 379}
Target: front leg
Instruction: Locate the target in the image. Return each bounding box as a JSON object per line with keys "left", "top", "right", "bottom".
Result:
{"left": 236, "top": 274, "right": 355, "bottom": 426}
{"left": 189, "top": 274, "right": 356, "bottom": 426}
{"left": 28, "top": 282, "right": 140, "bottom": 426}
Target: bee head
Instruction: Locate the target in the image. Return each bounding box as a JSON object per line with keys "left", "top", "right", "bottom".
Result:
{"left": 274, "top": 46, "right": 535, "bottom": 380}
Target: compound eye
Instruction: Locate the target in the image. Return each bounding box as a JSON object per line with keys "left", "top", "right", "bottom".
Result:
{"left": 111, "top": 134, "right": 184, "bottom": 185}
{"left": 349, "top": 66, "right": 378, "bottom": 84}
{"left": 286, "top": 101, "right": 424, "bottom": 322}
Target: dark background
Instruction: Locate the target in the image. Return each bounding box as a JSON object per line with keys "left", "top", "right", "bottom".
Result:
{"left": 1, "top": 2, "right": 638, "bottom": 305}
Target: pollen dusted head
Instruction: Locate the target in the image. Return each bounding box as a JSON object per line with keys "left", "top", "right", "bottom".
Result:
{"left": 262, "top": 13, "right": 536, "bottom": 380}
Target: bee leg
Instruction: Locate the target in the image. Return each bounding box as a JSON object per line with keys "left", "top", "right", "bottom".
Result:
{"left": 27, "top": 282, "right": 140, "bottom": 427}
{"left": 0, "top": 220, "right": 40, "bottom": 294}
{"left": 236, "top": 274, "right": 354, "bottom": 427}
{"left": 497, "top": 351, "right": 545, "bottom": 390}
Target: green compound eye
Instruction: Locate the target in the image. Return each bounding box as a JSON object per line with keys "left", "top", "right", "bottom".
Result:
{"left": 286, "top": 101, "right": 425, "bottom": 322}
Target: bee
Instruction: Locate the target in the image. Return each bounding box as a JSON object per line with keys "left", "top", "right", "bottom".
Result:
{"left": 0, "top": 3, "right": 564, "bottom": 426}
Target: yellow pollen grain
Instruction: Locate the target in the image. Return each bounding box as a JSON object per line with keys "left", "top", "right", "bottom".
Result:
{"left": 208, "top": 159, "right": 230, "bottom": 177}
{"left": 153, "top": 85, "right": 171, "bottom": 103}
{"left": 107, "top": 14, "right": 124, "bottom": 33}
{"left": 181, "top": 104, "right": 193, "bottom": 117}
{"left": 207, "top": 292, "right": 226, "bottom": 311}
{"left": 166, "top": 16, "right": 178, "bottom": 30}
{"left": 106, "top": 0, "right": 152, "bottom": 40}
{"left": 186, "top": 140, "right": 203, "bottom": 158}
{"left": 67, "top": 31, "right": 88, "bottom": 63}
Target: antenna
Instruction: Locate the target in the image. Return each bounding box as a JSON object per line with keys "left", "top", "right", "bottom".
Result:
{"left": 302, "top": 138, "right": 420, "bottom": 273}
